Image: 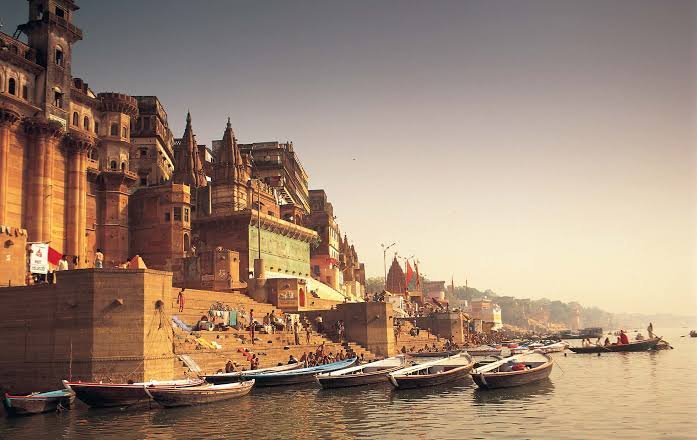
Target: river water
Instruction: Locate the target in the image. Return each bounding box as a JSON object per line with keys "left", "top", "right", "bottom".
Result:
{"left": 1, "top": 328, "right": 695, "bottom": 439}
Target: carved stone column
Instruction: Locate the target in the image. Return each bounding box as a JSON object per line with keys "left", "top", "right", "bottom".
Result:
{"left": 64, "top": 133, "right": 93, "bottom": 267}
{"left": 0, "top": 106, "right": 21, "bottom": 225}
{"left": 23, "top": 118, "right": 63, "bottom": 243}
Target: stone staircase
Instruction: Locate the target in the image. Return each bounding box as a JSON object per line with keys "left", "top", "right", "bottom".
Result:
{"left": 169, "top": 288, "right": 376, "bottom": 377}
{"left": 394, "top": 320, "right": 444, "bottom": 352}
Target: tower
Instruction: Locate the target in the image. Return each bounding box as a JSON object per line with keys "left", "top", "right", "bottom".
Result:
{"left": 210, "top": 118, "right": 249, "bottom": 215}
{"left": 172, "top": 112, "right": 207, "bottom": 189}
{"left": 18, "top": 0, "right": 83, "bottom": 122}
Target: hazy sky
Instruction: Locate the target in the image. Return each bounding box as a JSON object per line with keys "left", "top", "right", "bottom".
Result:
{"left": 3, "top": 0, "right": 695, "bottom": 314}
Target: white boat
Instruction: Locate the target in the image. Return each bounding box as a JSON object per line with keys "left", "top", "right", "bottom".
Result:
{"left": 471, "top": 351, "right": 553, "bottom": 389}
{"left": 389, "top": 353, "right": 474, "bottom": 389}
{"left": 317, "top": 356, "right": 406, "bottom": 389}
{"left": 465, "top": 345, "right": 503, "bottom": 356}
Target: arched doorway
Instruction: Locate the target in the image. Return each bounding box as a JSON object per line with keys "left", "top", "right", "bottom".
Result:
{"left": 298, "top": 288, "right": 306, "bottom": 308}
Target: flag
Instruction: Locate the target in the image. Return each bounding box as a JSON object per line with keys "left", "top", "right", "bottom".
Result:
{"left": 405, "top": 260, "right": 414, "bottom": 287}
{"left": 48, "top": 247, "right": 63, "bottom": 266}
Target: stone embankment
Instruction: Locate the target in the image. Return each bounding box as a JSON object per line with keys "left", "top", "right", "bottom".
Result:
{"left": 169, "top": 288, "right": 375, "bottom": 376}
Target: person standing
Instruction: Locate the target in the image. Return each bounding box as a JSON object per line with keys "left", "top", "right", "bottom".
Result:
{"left": 647, "top": 322, "right": 654, "bottom": 338}
{"left": 177, "top": 288, "right": 185, "bottom": 313}
{"left": 293, "top": 320, "right": 300, "bottom": 345}
{"left": 305, "top": 323, "right": 312, "bottom": 345}
{"left": 250, "top": 309, "right": 255, "bottom": 344}
{"left": 95, "top": 248, "right": 104, "bottom": 269}
{"left": 57, "top": 255, "right": 69, "bottom": 271}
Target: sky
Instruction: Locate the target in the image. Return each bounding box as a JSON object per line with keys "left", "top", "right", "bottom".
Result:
{"left": 3, "top": 0, "right": 695, "bottom": 315}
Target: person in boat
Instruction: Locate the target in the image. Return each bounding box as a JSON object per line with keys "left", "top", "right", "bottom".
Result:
{"left": 288, "top": 354, "right": 299, "bottom": 364}
{"left": 619, "top": 330, "right": 630, "bottom": 345}
{"left": 225, "top": 360, "right": 239, "bottom": 373}
{"left": 647, "top": 322, "right": 654, "bottom": 338}
{"left": 604, "top": 337, "right": 611, "bottom": 346}
{"left": 500, "top": 360, "right": 515, "bottom": 372}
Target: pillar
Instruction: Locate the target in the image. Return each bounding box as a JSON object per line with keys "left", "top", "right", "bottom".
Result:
{"left": 23, "top": 119, "right": 63, "bottom": 242}
{"left": 0, "top": 107, "right": 21, "bottom": 225}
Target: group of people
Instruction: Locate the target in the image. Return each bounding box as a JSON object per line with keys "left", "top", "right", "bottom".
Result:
{"left": 295, "top": 344, "right": 357, "bottom": 367}
{"left": 582, "top": 325, "right": 655, "bottom": 347}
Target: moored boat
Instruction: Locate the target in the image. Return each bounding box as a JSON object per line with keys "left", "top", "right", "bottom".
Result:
{"left": 3, "top": 389, "right": 75, "bottom": 416}
{"left": 241, "top": 357, "right": 356, "bottom": 387}
{"left": 568, "top": 337, "right": 660, "bottom": 353}
{"left": 145, "top": 380, "right": 254, "bottom": 408}
{"left": 409, "top": 349, "right": 464, "bottom": 358}
{"left": 203, "top": 363, "right": 300, "bottom": 384}
{"left": 465, "top": 345, "right": 503, "bottom": 357}
{"left": 471, "top": 351, "right": 553, "bottom": 389}
{"left": 63, "top": 378, "right": 205, "bottom": 408}
{"left": 317, "top": 356, "right": 406, "bottom": 389}
{"left": 389, "top": 353, "right": 474, "bottom": 390}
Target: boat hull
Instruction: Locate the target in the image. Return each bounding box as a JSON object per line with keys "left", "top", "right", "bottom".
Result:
{"left": 203, "top": 364, "right": 300, "bottom": 384}
{"left": 243, "top": 358, "right": 357, "bottom": 387}
{"left": 64, "top": 379, "right": 204, "bottom": 408}
{"left": 410, "top": 349, "right": 464, "bottom": 358}
{"left": 569, "top": 338, "right": 660, "bottom": 353}
{"left": 390, "top": 364, "right": 472, "bottom": 389}
{"left": 472, "top": 360, "right": 553, "bottom": 389}
{"left": 317, "top": 366, "right": 402, "bottom": 389}
{"left": 147, "top": 381, "right": 254, "bottom": 408}
{"left": 3, "top": 392, "right": 74, "bottom": 416}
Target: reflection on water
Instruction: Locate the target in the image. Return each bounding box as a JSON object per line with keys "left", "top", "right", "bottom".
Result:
{"left": 472, "top": 379, "right": 555, "bottom": 405}
{"left": 1, "top": 329, "right": 696, "bottom": 440}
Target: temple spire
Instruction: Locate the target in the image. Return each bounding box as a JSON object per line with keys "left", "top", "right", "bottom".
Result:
{"left": 212, "top": 118, "right": 244, "bottom": 183}
{"left": 172, "top": 112, "right": 207, "bottom": 188}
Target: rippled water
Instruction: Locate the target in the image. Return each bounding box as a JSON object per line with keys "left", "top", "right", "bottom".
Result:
{"left": 2, "top": 328, "right": 696, "bottom": 439}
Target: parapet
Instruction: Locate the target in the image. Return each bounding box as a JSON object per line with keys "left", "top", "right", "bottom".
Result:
{"left": 98, "top": 92, "right": 139, "bottom": 117}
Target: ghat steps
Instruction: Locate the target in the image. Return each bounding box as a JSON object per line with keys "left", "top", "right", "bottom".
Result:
{"left": 169, "top": 288, "right": 376, "bottom": 376}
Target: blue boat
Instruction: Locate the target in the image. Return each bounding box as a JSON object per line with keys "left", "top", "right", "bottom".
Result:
{"left": 242, "top": 357, "right": 357, "bottom": 387}
{"left": 3, "top": 389, "right": 75, "bottom": 416}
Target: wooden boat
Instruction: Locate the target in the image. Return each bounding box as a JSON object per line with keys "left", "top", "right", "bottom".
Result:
{"left": 389, "top": 353, "right": 474, "bottom": 390}
{"left": 465, "top": 345, "right": 502, "bottom": 357}
{"left": 63, "top": 378, "right": 204, "bottom": 408}
{"left": 410, "top": 349, "right": 464, "bottom": 358}
{"left": 568, "top": 337, "right": 661, "bottom": 353}
{"left": 242, "top": 357, "right": 356, "bottom": 387}
{"left": 472, "top": 351, "right": 553, "bottom": 389}
{"left": 145, "top": 380, "right": 254, "bottom": 408}
{"left": 316, "top": 356, "right": 406, "bottom": 389}
{"left": 203, "top": 363, "right": 300, "bottom": 384}
{"left": 3, "top": 389, "right": 75, "bottom": 416}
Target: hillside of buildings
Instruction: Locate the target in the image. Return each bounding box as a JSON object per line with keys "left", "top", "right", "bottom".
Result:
{"left": 366, "top": 276, "right": 695, "bottom": 331}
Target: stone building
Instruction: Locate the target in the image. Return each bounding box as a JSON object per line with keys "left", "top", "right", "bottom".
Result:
{"left": 385, "top": 256, "right": 406, "bottom": 294}
{"left": 238, "top": 141, "right": 310, "bottom": 225}
{"left": 131, "top": 96, "right": 175, "bottom": 187}
{"left": 0, "top": 0, "right": 141, "bottom": 269}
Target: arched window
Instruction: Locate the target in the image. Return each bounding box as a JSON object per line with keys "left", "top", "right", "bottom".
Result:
{"left": 55, "top": 46, "right": 64, "bottom": 67}
{"left": 8, "top": 78, "right": 16, "bottom": 96}
{"left": 110, "top": 160, "right": 117, "bottom": 170}
{"left": 121, "top": 162, "right": 126, "bottom": 171}
{"left": 83, "top": 116, "right": 90, "bottom": 130}
{"left": 72, "top": 112, "right": 79, "bottom": 126}
{"left": 53, "top": 88, "right": 63, "bottom": 108}
{"left": 94, "top": 121, "right": 99, "bottom": 134}
{"left": 121, "top": 126, "right": 127, "bottom": 138}
{"left": 183, "top": 233, "right": 190, "bottom": 253}
{"left": 110, "top": 123, "right": 118, "bottom": 136}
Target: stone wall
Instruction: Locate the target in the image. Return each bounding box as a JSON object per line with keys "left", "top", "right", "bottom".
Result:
{"left": 0, "top": 269, "right": 174, "bottom": 393}
{"left": 301, "top": 302, "right": 396, "bottom": 357}
{"left": 415, "top": 312, "right": 466, "bottom": 344}
{"left": 0, "top": 225, "right": 27, "bottom": 287}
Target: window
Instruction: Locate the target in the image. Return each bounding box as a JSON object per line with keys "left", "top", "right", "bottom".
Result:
{"left": 122, "top": 126, "right": 128, "bottom": 138}
{"left": 110, "top": 123, "right": 118, "bottom": 136}
{"left": 110, "top": 160, "right": 117, "bottom": 170}
{"left": 72, "top": 112, "right": 79, "bottom": 126}
{"left": 143, "top": 117, "right": 150, "bottom": 130}
{"left": 8, "top": 78, "right": 16, "bottom": 96}
{"left": 83, "top": 116, "right": 89, "bottom": 130}
{"left": 121, "top": 162, "right": 126, "bottom": 171}
{"left": 183, "top": 233, "right": 190, "bottom": 253}
{"left": 184, "top": 208, "right": 189, "bottom": 222}
{"left": 164, "top": 211, "right": 170, "bottom": 222}
{"left": 139, "top": 149, "right": 147, "bottom": 158}
{"left": 22, "top": 85, "right": 28, "bottom": 100}
{"left": 55, "top": 6, "right": 65, "bottom": 18}
{"left": 54, "top": 90, "right": 63, "bottom": 108}
{"left": 140, "top": 177, "right": 147, "bottom": 186}
{"left": 55, "top": 47, "right": 64, "bottom": 67}
{"left": 94, "top": 121, "right": 99, "bottom": 134}
{"left": 173, "top": 207, "right": 182, "bottom": 221}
